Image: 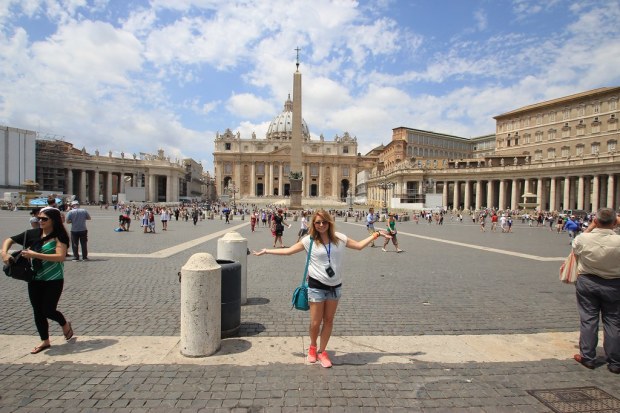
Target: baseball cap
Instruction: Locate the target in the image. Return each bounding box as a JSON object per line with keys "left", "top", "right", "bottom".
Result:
{"left": 71, "top": 200, "right": 79, "bottom": 206}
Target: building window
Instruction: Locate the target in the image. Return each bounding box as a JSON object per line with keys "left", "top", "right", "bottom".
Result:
{"left": 224, "top": 163, "right": 232, "bottom": 174}
{"left": 576, "top": 145, "right": 584, "bottom": 156}
{"left": 577, "top": 105, "right": 585, "bottom": 116}
{"left": 561, "top": 146, "right": 570, "bottom": 158}
{"left": 342, "top": 167, "right": 349, "bottom": 177}
{"left": 562, "top": 127, "right": 570, "bottom": 138}
{"left": 225, "top": 143, "right": 231, "bottom": 150}
{"left": 534, "top": 150, "right": 543, "bottom": 161}
{"left": 610, "top": 99, "right": 618, "bottom": 110}
{"left": 549, "top": 111, "right": 556, "bottom": 122}
{"left": 536, "top": 114, "right": 542, "bottom": 125}
{"left": 525, "top": 117, "right": 530, "bottom": 127}
{"left": 343, "top": 146, "right": 349, "bottom": 154}
{"left": 256, "top": 163, "right": 265, "bottom": 175}
{"left": 548, "top": 129, "right": 556, "bottom": 140}
{"left": 593, "top": 102, "right": 600, "bottom": 114}
{"left": 547, "top": 148, "right": 555, "bottom": 159}
{"left": 524, "top": 133, "right": 531, "bottom": 144}
{"left": 283, "top": 164, "right": 290, "bottom": 175}
{"left": 311, "top": 146, "right": 318, "bottom": 153}
{"left": 535, "top": 131, "right": 543, "bottom": 142}
{"left": 310, "top": 164, "right": 319, "bottom": 176}
{"left": 563, "top": 108, "right": 570, "bottom": 120}
{"left": 608, "top": 140, "right": 617, "bottom": 152}
{"left": 591, "top": 142, "right": 600, "bottom": 155}
{"left": 592, "top": 123, "right": 600, "bottom": 133}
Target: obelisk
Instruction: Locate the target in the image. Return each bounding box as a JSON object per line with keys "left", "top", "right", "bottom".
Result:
{"left": 289, "top": 47, "right": 303, "bottom": 209}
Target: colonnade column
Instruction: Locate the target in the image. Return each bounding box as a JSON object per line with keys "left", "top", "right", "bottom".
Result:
{"left": 319, "top": 165, "right": 324, "bottom": 196}
{"left": 510, "top": 179, "right": 518, "bottom": 210}
{"left": 106, "top": 172, "right": 113, "bottom": 203}
{"left": 591, "top": 175, "right": 599, "bottom": 212}
{"left": 452, "top": 181, "right": 460, "bottom": 210}
{"left": 442, "top": 181, "right": 448, "bottom": 208}
{"left": 79, "top": 170, "right": 87, "bottom": 203}
{"left": 577, "top": 176, "right": 584, "bottom": 210}
{"left": 66, "top": 169, "right": 74, "bottom": 196}
{"left": 536, "top": 178, "right": 543, "bottom": 211}
{"left": 166, "top": 174, "right": 172, "bottom": 202}
{"left": 148, "top": 174, "right": 156, "bottom": 202}
{"left": 563, "top": 177, "right": 570, "bottom": 211}
{"left": 463, "top": 181, "right": 472, "bottom": 211}
{"left": 278, "top": 164, "right": 283, "bottom": 196}
{"left": 487, "top": 180, "right": 494, "bottom": 209}
{"left": 498, "top": 180, "right": 506, "bottom": 211}
{"left": 549, "top": 177, "right": 557, "bottom": 211}
{"left": 268, "top": 164, "right": 274, "bottom": 196}
{"left": 607, "top": 175, "right": 615, "bottom": 209}
{"left": 475, "top": 180, "right": 482, "bottom": 210}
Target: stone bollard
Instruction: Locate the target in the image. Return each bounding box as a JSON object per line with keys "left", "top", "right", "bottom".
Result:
{"left": 355, "top": 216, "right": 359, "bottom": 222}
{"left": 344, "top": 215, "right": 348, "bottom": 222}
{"left": 180, "top": 253, "right": 221, "bottom": 357}
{"left": 220, "top": 214, "right": 223, "bottom": 220}
{"left": 217, "top": 232, "right": 248, "bottom": 305}
{"left": 241, "top": 214, "right": 245, "bottom": 221}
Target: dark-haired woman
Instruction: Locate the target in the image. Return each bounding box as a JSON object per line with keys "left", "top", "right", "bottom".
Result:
{"left": 253, "top": 210, "right": 381, "bottom": 368}
{"left": 1, "top": 207, "right": 74, "bottom": 354}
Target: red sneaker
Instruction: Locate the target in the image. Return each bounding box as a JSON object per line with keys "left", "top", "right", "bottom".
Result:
{"left": 307, "top": 345, "right": 317, "bottom": 363}
{"left": 318, "top": 351, "right": 332, "bottom": 368}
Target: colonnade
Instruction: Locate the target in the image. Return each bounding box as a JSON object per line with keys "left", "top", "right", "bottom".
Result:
{"left": 438, "top": 173, "right": 619, "bottom": 212}
{"left": 63, "top": 168, "right": 180, "bottom": 203}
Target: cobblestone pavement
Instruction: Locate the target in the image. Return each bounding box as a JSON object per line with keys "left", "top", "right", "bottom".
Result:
{"left": 0, "top": 208, "right": 618, "bottom": 412}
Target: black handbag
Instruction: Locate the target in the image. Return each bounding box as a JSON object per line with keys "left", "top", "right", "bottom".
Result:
{"left": 3, "top": 231, "right": 37, "bottom": 282}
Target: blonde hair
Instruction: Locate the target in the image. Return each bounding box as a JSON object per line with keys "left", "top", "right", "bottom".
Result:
{"left": 308, "top": 209, "right": 340, "bottom": 246}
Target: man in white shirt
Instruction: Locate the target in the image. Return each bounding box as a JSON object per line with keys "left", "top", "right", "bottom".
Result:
{"left": 366, "top": 208, "right": 377, "bottom": 247}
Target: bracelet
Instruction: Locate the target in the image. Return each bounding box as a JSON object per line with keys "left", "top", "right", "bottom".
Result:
{"left": 372, "top": 232, "right": 379, "bottom": 240}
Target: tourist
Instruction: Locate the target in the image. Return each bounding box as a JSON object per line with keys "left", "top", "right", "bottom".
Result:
{"left": 252, "top": 210, "right": 381, "bottom": 368}
{"left": 65, "top": 200, "right": 91, "bottom": 261}
{"left": 382, "top": 213, "right": 403, "bottom": 253}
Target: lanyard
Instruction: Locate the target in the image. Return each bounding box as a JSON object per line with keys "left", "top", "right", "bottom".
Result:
{"left": 323, "top": 242, "right": 331, "bottom": 264}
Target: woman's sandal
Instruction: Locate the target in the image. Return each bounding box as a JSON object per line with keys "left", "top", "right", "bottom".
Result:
{"left": 64, "top": 322, "right": 74, "bottom": 340}
{"left": 31, "top": 344, "right": 51, "bottom": 354}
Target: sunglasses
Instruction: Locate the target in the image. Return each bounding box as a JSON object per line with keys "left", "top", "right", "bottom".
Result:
{"left": 37, "top": 217, "right": 50, "bottom": 222}
{"left": 314, "top": 220, "right": 329, "bottom": 226}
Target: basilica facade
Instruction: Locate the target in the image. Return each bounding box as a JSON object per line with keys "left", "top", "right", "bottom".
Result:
{"left": 213, "top": 95, "right": 362, "bottom": 202}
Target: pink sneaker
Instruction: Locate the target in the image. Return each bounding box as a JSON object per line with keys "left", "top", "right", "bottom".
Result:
{"left": 307, "top": 345, "right": 317, "bottom": 363}
{"left": 318, "top": 351, "right": 332, "bottom": 368}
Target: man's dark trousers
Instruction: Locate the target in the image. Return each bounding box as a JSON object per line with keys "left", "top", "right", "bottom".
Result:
{"left": 71, "top": 230, "right": 88, "bottom": 259}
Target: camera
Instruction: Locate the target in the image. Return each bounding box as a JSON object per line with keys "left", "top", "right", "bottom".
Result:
{"left": 325, "top": 266, "right": 335, "bottom": 277}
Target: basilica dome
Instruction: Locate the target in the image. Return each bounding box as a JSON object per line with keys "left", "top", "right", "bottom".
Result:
{"left": 266, "top": 95, "right": 310, "bottom": 140}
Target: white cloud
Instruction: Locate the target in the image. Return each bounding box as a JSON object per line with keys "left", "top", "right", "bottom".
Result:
{"left": 226, "top": 93, "right": 275, "bottom": 120}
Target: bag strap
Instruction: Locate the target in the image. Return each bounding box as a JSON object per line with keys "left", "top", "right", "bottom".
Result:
{"left": 301, "top": 238, "right": 314, "bottom": 286}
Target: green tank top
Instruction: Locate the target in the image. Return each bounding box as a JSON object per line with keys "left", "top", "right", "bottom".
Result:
{"left": 35, "top": 240, "right": 64, "bottom": 281}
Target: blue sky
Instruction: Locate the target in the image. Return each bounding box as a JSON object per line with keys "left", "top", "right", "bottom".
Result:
{"left": 1, "top": 0, "right": 619, "bottom": 173}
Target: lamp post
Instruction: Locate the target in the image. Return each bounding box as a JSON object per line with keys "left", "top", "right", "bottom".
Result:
{"left": 378, "top": 179, "right": 394, "bottom": 215}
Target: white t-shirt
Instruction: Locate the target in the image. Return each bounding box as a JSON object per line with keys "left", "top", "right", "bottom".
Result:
{"left": 300, "top": 216, "right": 308, "bottom": 230}
{"left": 302, "top": 233, "right": 348, "bottom": 286}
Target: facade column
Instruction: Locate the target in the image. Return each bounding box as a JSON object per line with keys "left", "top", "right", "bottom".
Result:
{"left": 332, "top": 167, "right": 338, "bottom": 199}
{"left": 66, "top": 169, "right": 74, "bottom": 196}
{"left": 549, "top": 177, "right": 556, "bottom": 212}
{"left": 278, "top": 164, "right": 283, "bottom": 196}
{"left": 442, "top": 181, "right": 449, "bottom": 208}
{"left": 562, "top": 177, "right": 570, "bottom": 211}
{"left": 148, "top": 173, "right": 156, "bottom": 202}
{"left": 452, "top": 181, "right": 461, "bottom": 210}
{"left": 584, "top": 177, "right": 591, "bottom": 211}
{"left": 93, "top": 170, "right": 100, "bottom": 204}
{"left": 475, "top": 180, "right": 482, "bottom": 211}
{"left": 78, "top": 170, "right": 87, "bottom": 203}
{"left": 463, "top": 180, "right": 472, "bottom": 211}
{"left": 606, "top": 174, "right": 615, "bottom": 209}
{"left": 592, "top": 176, "right": 601, "bottom": 212}
{"left": 577, "top": 176, "right": 584, "bottom": 210}
{"left": 268, "top": 163, "right": 274, "bottom": 196}
{"left": 319, "top": 165, "right": 324, "bottom": 197}
{"left": 498, "top": 180, "right": 506, "bottom": 211}
{"left": 250, "top": 163, "right": 256, "bottom": 197}
{"left": 511, "top": 179, "right": 518, "bottom": 210}
{"left": 523, "top": 179, "right": 530, "bottom": 195}
{"left": 536, "top": 178, "right": 543, "bottom": 211}
{"left": 486, "top": 180, "right": 494, "bottom": 209}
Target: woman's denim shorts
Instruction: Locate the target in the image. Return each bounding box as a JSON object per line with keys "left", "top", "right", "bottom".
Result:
{"left": 308, "top": 286, "right": 342, "bottom": 303}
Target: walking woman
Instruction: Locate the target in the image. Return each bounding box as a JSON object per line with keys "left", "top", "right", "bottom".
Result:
{"left": 382, "top": 213, "right": 403, "bottom": 252}
{"left": 1, "top": 207, "right": 74, "bottom": 354}
{"left": 253, "top": 210, "right": 381, "bottom": 368}
{"left": 272, "top": 209, "right": 291, "bottom": 247}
